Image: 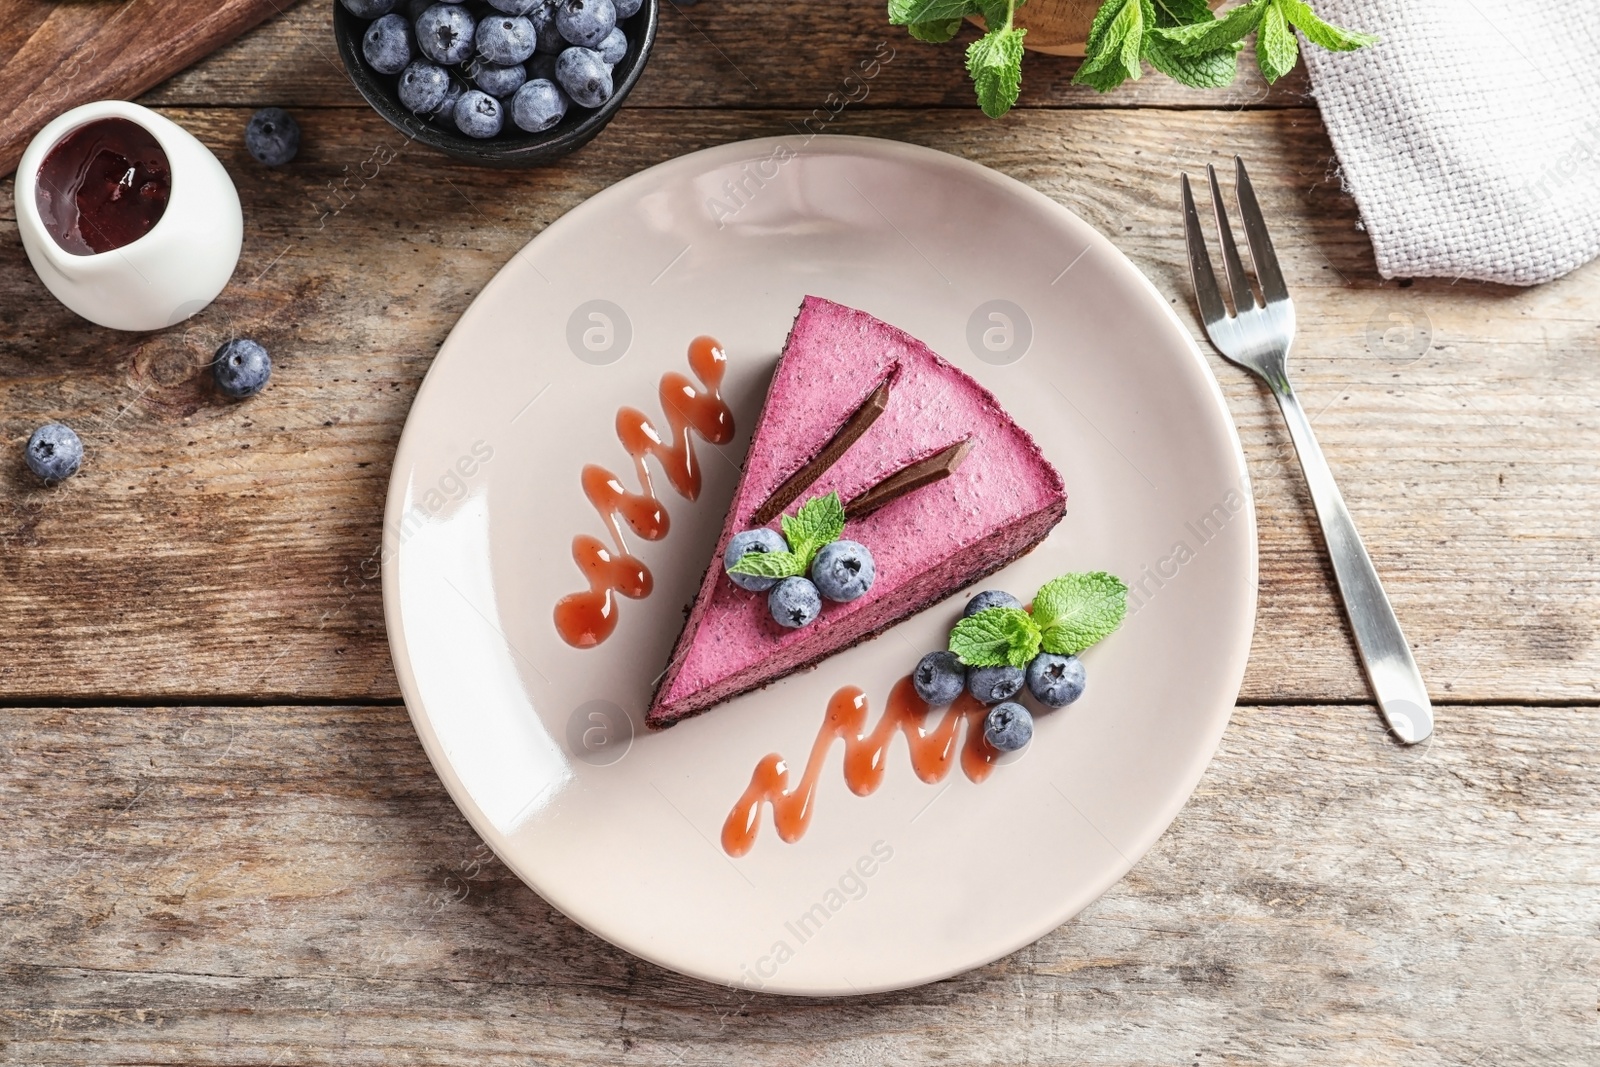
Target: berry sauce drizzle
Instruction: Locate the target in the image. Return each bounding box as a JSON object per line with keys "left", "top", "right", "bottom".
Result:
{"left": 553, "top": 336, "right": 735, "bottom": 648}
{"left": 721, "top": 676, "right": 999, "bottom": 857}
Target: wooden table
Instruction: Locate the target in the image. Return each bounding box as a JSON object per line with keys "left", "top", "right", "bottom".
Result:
{"left": 3, "top": 3, "right": 1596, "bottom": 1062}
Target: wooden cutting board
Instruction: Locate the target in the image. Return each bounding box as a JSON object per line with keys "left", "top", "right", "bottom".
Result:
{"left": 0, "top": 0, "right": 285, "bottom": 178}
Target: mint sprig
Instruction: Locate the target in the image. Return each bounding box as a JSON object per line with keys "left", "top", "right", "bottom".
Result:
{"left": 727, "top": 550, "right": 808, "bottom": 580}
{"left": 728, "top": 493, "right": 846, "bottom": 580}
{"left": 780, "top": 492, "right": 845, "bottom": 570}
{"left": 948, "top": 570, "right": 1129, "bottom": 667}
{"left": 950, "top": 606, "right": 1041, "bottom": 669}
{"left": 889, "top": 0, "right": 1027, "bottom": 118}
{"left": 1031, "top": 571, "right": 1129, "bottom": 655}
{"left": 1077, "top": 0, "right": 1377, "bottom": 92}
{"left": 888, "top": 0, "right": 1374, "bottom": 113}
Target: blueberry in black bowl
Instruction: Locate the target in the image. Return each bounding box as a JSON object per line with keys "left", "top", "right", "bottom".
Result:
{"left": 332, "top": 0, "right": 658, "bottom": 166}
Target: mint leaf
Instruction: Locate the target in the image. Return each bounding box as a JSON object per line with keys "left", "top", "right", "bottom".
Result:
{"left": 1144, "top": 33, "right": 1239, "bottom": 88}
{"left": 888, "top": 0, "right": 979, "bottom": 25}
{"left": 974, "top": 0, "right": 1012, "bottom": 28}
{"left": 1074, "top": 0, "right": 1150, "bottom": 93}
{"left": 779, "top": 492, "right": 846, "bottom": 570}
{"left": 949, "top": 606, "right": 1042, "bottom": 667}
{"left": 966, "top": 24, "right": 1026, "bottom": 118}
{"left": 727, "top": 550, "right": 806, "bottom": 580}
{"left": 998, "top": 609, "right": 1044, "bottom": 668}
{"left": 1032, "top": 571, "right": 1128, "bottom": 655}
{"left": 1276, "top": 0, "right": 1376, "bottom": 51}
{"left": 1152, "top": 0, "right": 1263, "bottom": 55}
{"left": 907, "top": 17, "right": 965, "bottom": 42}
{"left": 1255, "top": 1, "right": 1299, "bottom": 82}
{"left": 1149, "top": 0, "right": 1214, "bottom": 26}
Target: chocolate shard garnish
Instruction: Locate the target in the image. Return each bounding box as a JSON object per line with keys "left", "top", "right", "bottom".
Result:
{"left": 845, "top": 438, "right": 973, "bottom": 519}
{"left": 752, "top": 377, "right": 892, "bottom": 526}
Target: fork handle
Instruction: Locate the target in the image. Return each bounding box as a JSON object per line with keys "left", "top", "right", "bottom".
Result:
{"left": 1270, "top": 382, "right": 1434, "bottom": 743}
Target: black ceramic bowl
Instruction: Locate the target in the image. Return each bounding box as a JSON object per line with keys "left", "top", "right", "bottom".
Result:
{"left": 332, "top": 0, "right": 657, "bottom": 166}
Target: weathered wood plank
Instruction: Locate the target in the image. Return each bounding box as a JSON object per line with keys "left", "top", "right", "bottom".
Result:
{"left": 1, "top": 701, "right": 1594, "bottom": 1064}
{"left": 0, "top": 0, "right": 279, "bottom": 177}
{"left": 2, "top": 106, "right": 1598, "bottom": 704}
{"left": 138, "top": 0, "right": 1314, "bottom": 111}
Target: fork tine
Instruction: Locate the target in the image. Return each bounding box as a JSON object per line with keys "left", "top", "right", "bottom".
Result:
{"left": 1181, "top": 173, "right": 1228, "bottom": 327}
{"left": 1206, "top": 163, "right": 1257, "bottom": 315}
{"left": 1233, "top": 156, "right": 1289, "bottom": 304}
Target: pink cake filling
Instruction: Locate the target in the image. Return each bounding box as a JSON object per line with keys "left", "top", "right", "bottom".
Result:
{"left": 648, "top": 297, "right": 1066, "bottom": 728}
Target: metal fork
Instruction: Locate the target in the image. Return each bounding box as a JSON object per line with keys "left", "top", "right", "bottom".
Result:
{"left": 1182, "top": 157, "right": 1433, "bottom": 744}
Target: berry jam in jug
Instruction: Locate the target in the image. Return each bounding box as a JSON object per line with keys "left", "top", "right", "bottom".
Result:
{"left": 35, "top": 117, "right": 171, "bottom": 255}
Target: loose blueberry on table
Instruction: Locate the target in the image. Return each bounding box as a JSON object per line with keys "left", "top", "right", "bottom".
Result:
{"left": 340, "top": 0, "right": 637, "bottom": 141}
{"left": 213, "top": 339, "right": 272, "bottom": 399}
{"left": 244, "top": 107, "right": 300, "bottom": 166}
{"left": 24, "top": 423, "right": 83, "bottom": 484}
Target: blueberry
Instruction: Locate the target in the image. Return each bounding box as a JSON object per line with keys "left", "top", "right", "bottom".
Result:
{"left": 243, "top": 107, "right": 300, "bottom": 166}
{"left": 416, "top": 3, "right": 476, "bottom": 65}
{"left": 722, "top": 528, "right": 787, "bottom": 592}
{"left": 24, "top": 423, "right": 83, "bottom": 484}
{"left": 768, "top": 577, "right": 822, "bottom": 629}
{"left": 983, "top": 702, "right": 1033, "bottom": 752}
{"left": 429, "top": 78, "right": 465, "bottom": 124}
{"left": 340, "top": 0, "right": 397, "bottom": 15}
{"left": 810, "top": 539, "right": 875, "bottom": 602}
{"left": 469, "top": 59, "right": 527, "bottom": 97}
{"left": 213, "top": 339, "right": 272, "bottom": 399}
{"left": 595, "top": 25, "right": 627, "bottom": 64}
{"left": 555, "top": 0, "right": 615, "bottom": 48}
{"left": 487, "top": 0, "right": 542, "bottom": 10}
{"left": 362, "top": 13, "right": 413, "bottom": 74}
{"left": 968, "top": 664, "right": 1024, "bottom": 704}
{"left": 613, "top": 0, "right": 642, "bottom": 16}
{"left": 511, "top": 78, "right": 570, "bottom": 131}
{"left": 531, "top": 1, "right": 566, "bottom": 51}
{"left": 555, "top": 46, "right": 612, "bottom": 107}
{"left": 1026, "top": 652, "right": 1086, "bottom": 708}
{"left": 528, "top": 51, "right": 559, "bottom": 80}
{"left": 476, "top": 14, "right": 538, "bottom": 63}
{"left": 398, "top": 61, "right": 452, "bottom": 114}
{"left": 453, "top": 89, "right": 504, "bottom": 137}
{"left": 913, "top": 651, "right": 966, "bottom": 706}
{"left": 963, "top": 589, "right": 1022, "bottom": 618}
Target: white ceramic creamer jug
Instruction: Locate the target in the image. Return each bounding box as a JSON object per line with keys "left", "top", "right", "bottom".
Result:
{"left": 14, "top": 100, "right": 243, "bottom": 332}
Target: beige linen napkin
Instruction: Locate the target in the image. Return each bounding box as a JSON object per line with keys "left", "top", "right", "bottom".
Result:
{"left": 1299, "top": 0, "right": 1600, "bottom": 285}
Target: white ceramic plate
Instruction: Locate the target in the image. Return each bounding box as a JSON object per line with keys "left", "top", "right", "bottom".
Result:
{"left": 383, "top": 136, "right": 1256, "bottom": 996}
